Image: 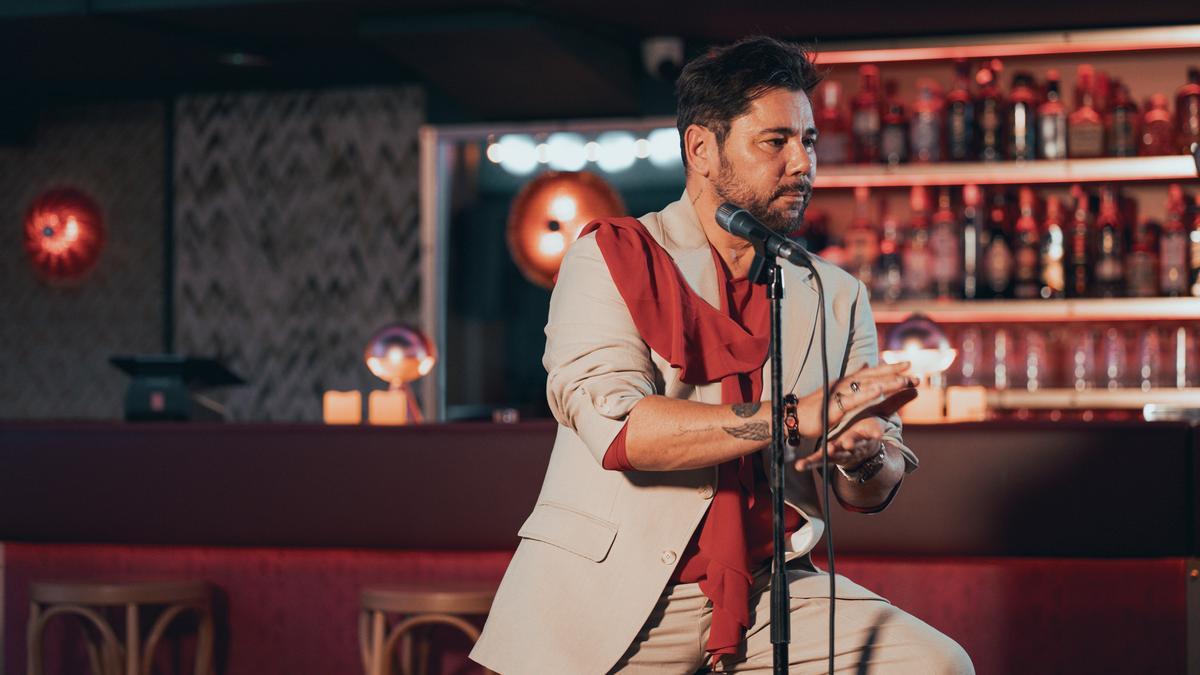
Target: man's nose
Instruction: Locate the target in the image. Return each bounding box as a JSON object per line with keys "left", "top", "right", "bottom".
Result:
{"left": 785, "top": 140, "right": 812, "bottom": 176}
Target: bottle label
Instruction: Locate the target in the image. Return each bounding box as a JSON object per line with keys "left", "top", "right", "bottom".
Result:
{"left": 1127, "top": 252, "right": 1157, "bottom": 297}
{"left": 1039, "top": 116, "right": 1068, "bottom": 159}
{"left": 1068, "top": 123, "right": 1104, "bottom": 157}
{"left": 983, "top": 240, "right": 1014, "bottom": 292}
{"left": 903, "top": 247, "right": 933, "bottom": 297}
{"left": 880, "top": 127, "right": 907, "bottom": 164}
{"left": 930, "top": 225, "right": 960, "bottom": 282}
{"left": 1042, "top": 261, "right": 1064, "bottom": 295}
{"left": 1161, "top": 234, "right": 1188, "bottom": 292}
{"left": 911, "top": 116, "right": 941, "bottom": 162}
{"left": 816, "top": 133, "right": 849, "bottom": 165}
{"left": 948, "top": 105, "right": 972, "bottom": 159}
{"left": 1108, "top": 111, "right": 1137, "bottom": 156}
{"left": 853, "top": 110, "right": 880, "bottom": 136}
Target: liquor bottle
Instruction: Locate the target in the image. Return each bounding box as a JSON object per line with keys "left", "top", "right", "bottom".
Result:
{"left": 930, "top": 188, "right": 962, "bottom": 299}
{"left": 880, "top": 80, "right": 910, "bottom": 165}
{"left": 946, "top": 59, "right": 976, "bottom": 162}
{"left": 1012, "top": 186, "right": 1041, "bottom": 299}
{"left": 844, "top": 186, "right": 880, "bottom": 288}
{"left": 1039, "top": 195, "right": 1066, "bottom": 299}
{"left": 1177, "top": 67, "right": 1200, "bottom": 154}
{"left": 1126, "top": 218, "right": 1159, "bottom": 298}
{"left": 1066, "top": 185, "right": 1093, "bottom": 298}
{"left": 815, "top": 81, "right": 851, "bottom": 166}
{"left": 961, "top": 184, "right": 984, "bottom": 300}
{"left": 1068, "top": 65, "right": 1105, "bottom": 158}
{"left": 1093, "top": 186, "right": 1126, "bottom": 297}
{"left": 1140, "top": 94, "right": 1176, "bottom": 156}
{"left": 873, "top": 198, "right": 904, "bottom": 302}
{"left": 852, "top": 65, "right": 883, "bottom": 164}
{"left": 910, "top": 78, "right": 943, "bottom": 163}
{"left": 1106, "top": 81, "right": 1139, "bottom": 157}
{"left": 903, "top": 186, "right": 934, "bottom": 299}
{"left": 1008, "top": 72, "right": 1039, "bottom": 161}
{"left": 975, "top": 60, "right": 1006, "bottom": 162}
{"left": 1160, "top": 184, "right": 1190, "bottom": 296}
{"left": 1190, "top": 193, "right": 1200, "bottom": 297}
{"left": 980, "top": 189, "right": 1015, "bottom": 298}
{"left": 1037, "top": 70, "right": 1069, "bottom": 160}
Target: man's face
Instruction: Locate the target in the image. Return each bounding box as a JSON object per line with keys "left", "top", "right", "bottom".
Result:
{"left": 711, "top": 87, "right": 817, "bottom": 234}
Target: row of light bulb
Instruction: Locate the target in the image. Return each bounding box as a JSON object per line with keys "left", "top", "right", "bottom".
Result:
{"left": 486, "top": 128, "right": 682, "bottom": 175}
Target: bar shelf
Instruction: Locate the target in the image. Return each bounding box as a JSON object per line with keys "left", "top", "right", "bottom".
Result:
{"left": 817, "top": 24, "right": 1200, "bottom": 64}
{"left": 987, "top": 387, "right": 1200, "bottom": 410}
{"left": 814, "top": 155, "right": 1200, "bottom": 189}
{"left": 872, "top": 297, "right": 1200, "bottom": 324}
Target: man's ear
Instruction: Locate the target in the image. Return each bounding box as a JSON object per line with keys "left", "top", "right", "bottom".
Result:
{"left": 683, "top": 124, "right": 716, "bottom": 177}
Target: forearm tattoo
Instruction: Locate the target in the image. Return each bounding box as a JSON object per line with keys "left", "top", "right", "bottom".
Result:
{"left": 731, "top": 402, "right": 761, "bottom": 418}
{"left": 722, "top": 421, "right": 770, "bottom": 441}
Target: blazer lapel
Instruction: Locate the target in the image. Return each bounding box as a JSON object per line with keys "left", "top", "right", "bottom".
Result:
{"left": 777, "top": 262, "right": 819, "bottom": 396}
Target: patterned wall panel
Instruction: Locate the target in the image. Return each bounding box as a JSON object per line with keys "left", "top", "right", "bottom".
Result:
{"left": 174, "top": 87, "right": 424, "bottom": 421}
{"left": 0, "top": 102, "right": 165, "bottom": 419}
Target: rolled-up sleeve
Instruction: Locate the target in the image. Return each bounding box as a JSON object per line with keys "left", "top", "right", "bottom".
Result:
{"left": 544, "top": 233, "right": 656, "bottom": 463}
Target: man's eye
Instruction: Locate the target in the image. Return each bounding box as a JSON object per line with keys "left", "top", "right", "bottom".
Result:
{"left": 766, "top": 138, "right": 786, "bottom": 147}
{"left": 803, "top": 138, "right": 817, "bottom": 148}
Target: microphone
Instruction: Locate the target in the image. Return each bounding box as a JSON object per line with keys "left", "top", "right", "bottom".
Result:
{"left": 715, "top": 203, "right": 815, "bottom": 269}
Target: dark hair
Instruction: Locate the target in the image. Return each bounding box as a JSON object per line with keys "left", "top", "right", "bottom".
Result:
{"left": 675, "top": 36, "right": 823, "bottom": 169}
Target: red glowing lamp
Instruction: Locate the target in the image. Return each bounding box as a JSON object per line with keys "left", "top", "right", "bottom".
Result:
{"left": 506, "top": 171, "right": 625, "bottom": 288}
{"left": 23, "top": 188, "right": 105, "bottom": 281}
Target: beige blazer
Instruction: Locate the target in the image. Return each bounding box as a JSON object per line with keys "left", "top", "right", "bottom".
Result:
{"left": 470, "top": 193, "right": 917, "bottom": 675}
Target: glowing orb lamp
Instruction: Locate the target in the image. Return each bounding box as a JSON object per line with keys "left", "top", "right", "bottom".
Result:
{"left": 364, "top": 324, "right": 436, "bottom": 424}
{"left": 506, "top": 171, "right": 625, "bottom": 288}
{"left": 23, "top": 187, "right": 105, "bottom": 282}
{"left": 881, "top": 314, "right": 957, "bottom": 422}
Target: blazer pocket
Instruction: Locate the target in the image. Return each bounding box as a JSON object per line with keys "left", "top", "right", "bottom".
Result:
{"left": 517, "top": 501, "right": 619, "bottom": 563}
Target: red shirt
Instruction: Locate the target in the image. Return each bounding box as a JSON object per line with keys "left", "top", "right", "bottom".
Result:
{"left": 595, "top": 232, "right": 800, "bottom": 663}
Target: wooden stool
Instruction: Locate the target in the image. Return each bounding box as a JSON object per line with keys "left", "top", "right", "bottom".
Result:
{"left": 359, "top": 582, "right": 497, "bottom": 675}
{"left": 27, "top": 580, "right": 214, "bottom": 675}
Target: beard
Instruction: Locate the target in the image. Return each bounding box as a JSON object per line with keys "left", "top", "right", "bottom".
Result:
{"left": 712, "top": 150, "right": 811, "bottom": 235}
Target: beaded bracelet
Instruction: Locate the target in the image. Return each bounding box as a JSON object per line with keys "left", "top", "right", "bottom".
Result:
{"left": 782, "top": 394, "right": 801, "bottom": 448}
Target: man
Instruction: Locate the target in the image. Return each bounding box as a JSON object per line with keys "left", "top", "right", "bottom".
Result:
{"left": 471, "top": 37, "right": 973, "bottom": 674}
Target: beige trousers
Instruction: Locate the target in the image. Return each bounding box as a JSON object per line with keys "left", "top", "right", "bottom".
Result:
{"left": 609, "top": 564, "right": 974, "bottom": 674}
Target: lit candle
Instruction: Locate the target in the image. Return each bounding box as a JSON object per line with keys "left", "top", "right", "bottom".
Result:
{"left": 322, "top": 390, "right": 362, "bottom": 425}
{"left": 368, "top": 389, "right": 408, "bottom": 425}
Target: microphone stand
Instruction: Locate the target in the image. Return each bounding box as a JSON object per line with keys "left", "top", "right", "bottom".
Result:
{"left": 747, "top": 249, "right": 789, "bottom": 675}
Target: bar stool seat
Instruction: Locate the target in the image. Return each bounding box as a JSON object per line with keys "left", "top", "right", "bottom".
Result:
{"left": 359, "top": 581, "right": 497, "bottom": 675}
{"left": 27, "top": 580, "right": 214, "bottom": 675}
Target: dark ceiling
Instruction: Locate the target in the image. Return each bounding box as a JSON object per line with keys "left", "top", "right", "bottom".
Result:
{"left": 2, "top": 0, "right": 1199, "bottom": 124}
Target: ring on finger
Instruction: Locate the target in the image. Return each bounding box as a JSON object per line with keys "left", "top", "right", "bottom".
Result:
{"left": 834, "top": 391, "right": 845, "bottom": 412}
{"left": 849, "top": 381, "right": 861, "bottom": 393}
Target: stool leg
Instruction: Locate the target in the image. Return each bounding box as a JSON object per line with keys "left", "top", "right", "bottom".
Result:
{"left": 84, "top": 626, "right": 108, "bottom": 675}
{"left": 371, "top": 609, "right": 387, "bottom": 675}
{"left": 194, "top": 605, "right": 214, "bottom": 675}
{"left": 358, "top": 610, "right": 373, "bottom": 675}
{"left": 27, "top": 601, "right": 43, "bottom": 675}
{"left": 125, "top": 603, "right": 139, "bottom": 675}
{"left": 414, "top": 626, "right": 430, "bottom": 675}
{"left": 400, "top": 630, "right": 413, "bottom": 675}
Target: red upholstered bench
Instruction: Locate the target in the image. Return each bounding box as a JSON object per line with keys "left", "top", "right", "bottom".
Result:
{"left": 3, "top": 543, "right": 1190, "bottom": 675}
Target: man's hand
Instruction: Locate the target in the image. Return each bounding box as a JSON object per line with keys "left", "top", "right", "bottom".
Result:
{"left": 791, "top": 361, "right": 917, "bottom": 439}
{"left": 793, "top": 417, "right": 885, "bottom": 471}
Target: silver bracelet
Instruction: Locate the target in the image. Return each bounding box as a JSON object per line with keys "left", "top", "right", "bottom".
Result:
{"left": 836, "top": 440, "right": 888, "bottom": 485}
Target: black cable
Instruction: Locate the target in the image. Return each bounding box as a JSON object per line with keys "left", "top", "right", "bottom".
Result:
{"left": 809, "top": 267, "right": 835, "bottom": 675}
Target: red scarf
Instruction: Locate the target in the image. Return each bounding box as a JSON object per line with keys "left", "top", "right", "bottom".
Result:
{"left": 582, "top": 217, "right": 783, "bottom": 663}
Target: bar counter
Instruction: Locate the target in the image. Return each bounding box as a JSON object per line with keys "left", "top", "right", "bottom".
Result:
{"left": 1, "top": 419, "right": 1196, "bottom": 556}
